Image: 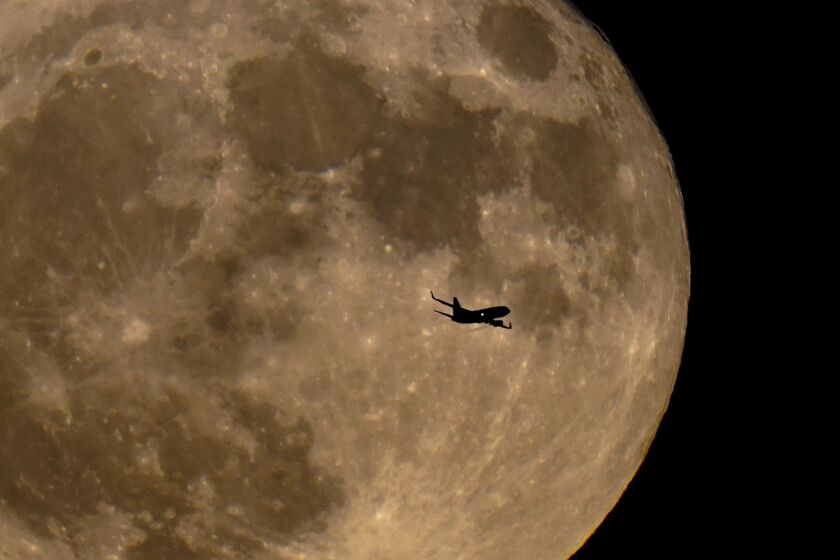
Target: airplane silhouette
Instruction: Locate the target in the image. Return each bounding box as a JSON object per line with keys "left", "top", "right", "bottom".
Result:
{"left": 430, "top": 291, "right": 512, "bottom": 329}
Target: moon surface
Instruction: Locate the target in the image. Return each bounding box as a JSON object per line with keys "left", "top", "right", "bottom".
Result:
{"left": 0, "top": 1, "right": 689, "bottom": 559}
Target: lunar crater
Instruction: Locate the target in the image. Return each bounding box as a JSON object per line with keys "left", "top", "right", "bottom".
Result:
{"left": 83, "top": 47, "right": 103, "bottom": 66}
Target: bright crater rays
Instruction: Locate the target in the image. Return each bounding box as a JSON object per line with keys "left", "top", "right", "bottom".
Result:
{"left": 0, "top": 1, "right": 688, "bottom": 559}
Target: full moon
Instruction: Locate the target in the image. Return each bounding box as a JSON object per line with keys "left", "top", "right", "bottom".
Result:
{"left": 0, "top": 1, "right": 689, "bottom": 559}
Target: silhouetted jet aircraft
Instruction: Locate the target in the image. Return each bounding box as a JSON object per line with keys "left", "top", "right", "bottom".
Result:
{"left": 430, "top": 291, "right": 512, "bottom": 329}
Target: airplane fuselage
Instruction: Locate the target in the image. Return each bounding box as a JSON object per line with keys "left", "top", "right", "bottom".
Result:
{"left": 451, "top": 305, "right": 510, "bottom": 323}
{"left": 430, "top": 291, "right": 512, "bottom": 329}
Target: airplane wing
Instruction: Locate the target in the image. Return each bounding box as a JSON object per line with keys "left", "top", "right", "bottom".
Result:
{"left": 430, "top": 291, "right": 454, "bottom": 308}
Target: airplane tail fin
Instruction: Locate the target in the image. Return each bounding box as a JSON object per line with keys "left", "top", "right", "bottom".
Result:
{"left": 453, "top": 297, "right": 461, "bottom": 309}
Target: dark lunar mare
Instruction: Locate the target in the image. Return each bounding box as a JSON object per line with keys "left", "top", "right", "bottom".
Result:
{"left": 0, "top": 50, "right": 344, "bottom": 560}
{"left": 225, "top": 31, "right": 637, "bottom": 340}
{"left": 477, "top": 2, "right": 560, "bottom": 81}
